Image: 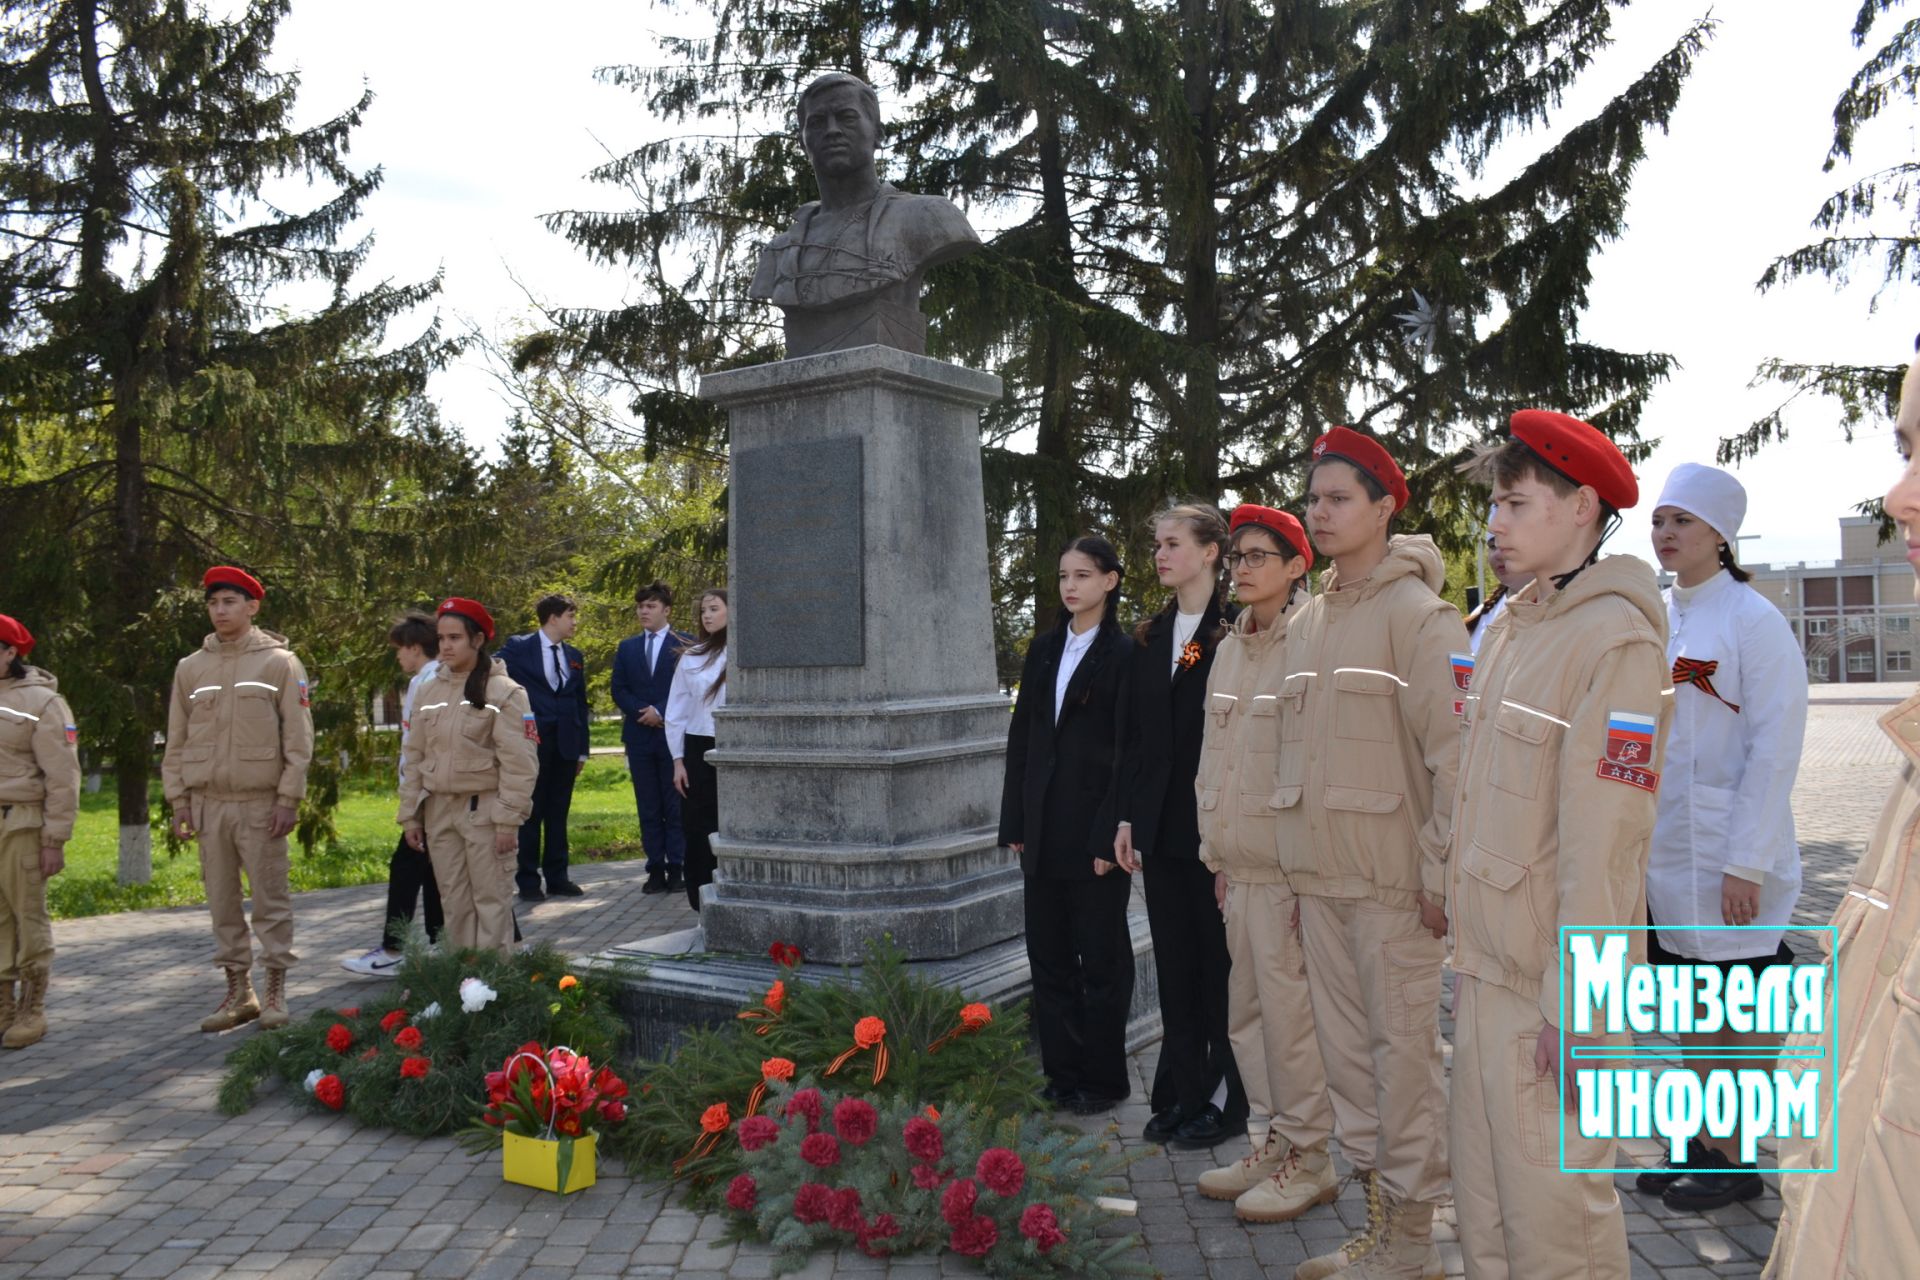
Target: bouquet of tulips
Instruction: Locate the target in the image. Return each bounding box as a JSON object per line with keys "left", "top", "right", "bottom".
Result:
{"left": 478, "top": 1040, "right": 630, "bottom": 1139}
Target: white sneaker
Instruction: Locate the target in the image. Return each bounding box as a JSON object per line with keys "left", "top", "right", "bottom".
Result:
{"left": 340, "top": 947, "right": 404, "bottom": 978}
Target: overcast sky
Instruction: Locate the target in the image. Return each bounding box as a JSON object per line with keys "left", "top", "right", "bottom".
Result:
{"left": 270, "top": 0, "right": 1911, "bottom": 568}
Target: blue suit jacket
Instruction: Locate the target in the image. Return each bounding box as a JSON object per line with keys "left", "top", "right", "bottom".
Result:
{"left": 610, "top": 629, "right": 691, "bottom": 752}
{"left": 499, "top": 631, "right": 592, "bottom": 760}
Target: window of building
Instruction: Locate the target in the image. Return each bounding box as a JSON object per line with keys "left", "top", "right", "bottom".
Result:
{"left": 1809, "top": 655, "right": 1831, "bottom": 680}
{"left": 1889, "top": 651, "right": 1914, "bottom": 673}
{"left": 1846, "top": 616, "right": 1873, "bottom": 635}
{"left": 1807, "top": 617, "right": 1835, "bottom": 636}
{"left": 1890, "top": 615, "right": 1913, "bottom": 634}
{"left": 1848, "top": 651, "right": 1876, "bottom": 675}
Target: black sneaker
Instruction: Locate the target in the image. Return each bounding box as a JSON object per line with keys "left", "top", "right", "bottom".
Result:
{"left": 519, "top": 886, "right": 546, "bottom": 904}
{"left": 1661, "top": 1146, "right": 1765, "bottom": 1211}
{"left": 547, "top": 881, "right": 586, "bottom": 899}
{"left": 641, "top": 872, "right": 666, "bottom": 895}
{"left": 666, "top": 868, "right": 685, "bottom": 893}
{"left": 1634, "top": 1138, "right": 1706, "bottom": 1195}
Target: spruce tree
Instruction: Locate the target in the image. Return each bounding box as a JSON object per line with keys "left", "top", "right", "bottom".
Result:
{"left": 540, "top": 0, "right": 1710, "bottom": 670}
{"left": 0, "top": 0, "right": 456, "bottom": 880}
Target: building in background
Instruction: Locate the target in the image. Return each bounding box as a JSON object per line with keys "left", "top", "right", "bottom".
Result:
{"left": 1738, "top": 517, "right": 1914, "bottom": 684}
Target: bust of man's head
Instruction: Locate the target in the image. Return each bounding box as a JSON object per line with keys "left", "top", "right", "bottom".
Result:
{"left": 797, "top": 73, "right": 881, "bottom": 183}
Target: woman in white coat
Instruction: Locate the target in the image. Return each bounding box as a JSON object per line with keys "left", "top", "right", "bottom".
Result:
{"left": 1636, "top": 462, "right": 1807, "bottom": 1212}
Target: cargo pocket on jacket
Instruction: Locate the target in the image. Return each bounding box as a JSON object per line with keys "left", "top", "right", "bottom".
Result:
{"left": 1208, "top": 692, "right": 1239, "bottom": 729}
{"left": 1332, "top": 669, "right": 1401, "bottom": 743}
{"left": 1384, "top": 935, "right": 1443, "bottom": 1037}
{"left": 1280, "top": 673, "right": 1311, "bottom": 743}
{"left": 1490, "top": 703, "right": 1554, "bottom": 800}
{"left": 1879, "top": 966, "right": 1920, "bottom": 1137}
{"left": 233, "top": 686, "right": 281, "bottom": 753}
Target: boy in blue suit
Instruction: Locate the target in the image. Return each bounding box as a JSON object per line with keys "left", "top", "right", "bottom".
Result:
{"left": 499, "top": 594, "right": 592, "bottom": 901}
{"left": 610, "top": 582, "right": 690, "bottom": 895}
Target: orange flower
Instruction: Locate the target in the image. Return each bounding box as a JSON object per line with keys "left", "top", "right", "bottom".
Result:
{"left": 853, "top": 1016, "right": 887, "bottom": 1049}
{"left": 960, "top": 1003, "right": 992, "bottom": 1030}
{"left": 925, "top": 1106, "right": 941, "bottom": 1121}
{"left": 700, "top": 1102, "right": 731, "bottom": 1134}
{"left": 765, "top": 980, "right": 786, "bottom": 1014}
{"left": 558, "top": 975, "right": 579, "bottom": 991}
{"left": 762, "top": 1057, "right": 796, "bottom": 1082}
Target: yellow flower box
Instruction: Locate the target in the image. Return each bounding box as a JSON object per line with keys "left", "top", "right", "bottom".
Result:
{"left": 502, "top": 1131, "right": 597, "bottom": 1195}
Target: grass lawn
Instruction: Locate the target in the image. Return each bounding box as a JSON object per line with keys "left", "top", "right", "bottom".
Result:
{"left": 49, "top": 754, "right": 643, "bottom": 920}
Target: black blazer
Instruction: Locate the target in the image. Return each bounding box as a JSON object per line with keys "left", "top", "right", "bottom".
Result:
{"left": 1116, "top": 597, "right": 1231, "bottom": 862}
{"left": 499, "top": 632, "right": 592, "bottom": 760}
{"left": 998, "top": 622, "right": 1134, "bottom": 879}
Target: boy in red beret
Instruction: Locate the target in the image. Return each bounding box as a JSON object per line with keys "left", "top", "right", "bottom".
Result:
{"left": 1443, "top": 412, "right": 1671, "bottom": 1280}
{"left": 161, "top": 567, "right": 313, "bottom": 1032}
{"left": 0, "top": 616, "right": 78, "bottom": 1049}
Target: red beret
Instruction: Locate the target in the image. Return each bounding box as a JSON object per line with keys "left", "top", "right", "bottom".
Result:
{"left": 202, "top": 565, "right": 264, "bottom": 600}
{"left": 1310, "top": 426, "right": 1410, "bottom": 512}
{"left": 1229, "top": 505, "right": 1313, "bottom": 569}
{"left": 437, "top": 597, "right": 495, "bottom": 642}
{"left": 1509, "top": 410, "right": 1639, "bottom": 511}
{"left": 0, "top": 615, "right": 34, "bottom": 659}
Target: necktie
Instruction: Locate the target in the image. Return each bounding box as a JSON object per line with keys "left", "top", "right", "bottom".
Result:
{"left": 550, "top": 644, "right": 564, "bottom": 691}
{"left": 646, "top": 631, "right": 656, "bottom": 675}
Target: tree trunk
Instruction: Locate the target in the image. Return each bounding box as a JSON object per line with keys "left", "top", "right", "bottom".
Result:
{"left": 1176, "top": 0, "right": 1222, "bottom": 499}
{"left": 115, "top": 726, "right": 152, "bottom": 885}
{"left": 1028, "top": 107, "right": 1081, "bottom": 624}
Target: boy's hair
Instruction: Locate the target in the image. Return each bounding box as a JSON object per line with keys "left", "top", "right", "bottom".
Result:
{"left": 535, "top": 593, "right": 577, "bottom": 624}
{"left": 387, "top": 612, "right": 438, "bottom": 653}
{"left": 1459, "top": 439, "right": 1614, "bottom": 512}
{"left": 635, "top": 580, "right": 674, "bottom": 608}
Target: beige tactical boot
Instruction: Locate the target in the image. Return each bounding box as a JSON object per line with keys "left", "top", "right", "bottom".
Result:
{"left": 257, "top": 967, "right": 290, "bottom": 1030}
{"left": 200, "top": 968, "right": 260, "bottom": 1032}
{"left": 1, "top": 968, "right": 45, "bottom": 1049}
{"left": 0, "top": 979, "right": 15, "bottom": 1035}
{"left": 1295, "top": 1170, "right": 1384, "bottom": 1280}
{"left": 1347, "top": 1198, "right": 1441, "bottom": 1280}
{"left": 1198, "top": 1128, "right": 1291, "bottom": 1201}
{"left": 1234, "top": 1140, "right": 1341, "bottom": 1223}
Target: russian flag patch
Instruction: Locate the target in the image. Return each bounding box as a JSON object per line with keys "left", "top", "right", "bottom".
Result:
{"left": 523, "top": 713, "right": 540, "bottom": 743}
{"left": 1603, "top": 711, "right": 1656, "bottom": 766}
{"left": 1449, "top": 652, "right": 1475, "bottom": 692}
{"left": 298, "top": 678, "right": 310, "bottom": 708}
{"left": 64, "top": 724, "right": 78, "bottom": 746}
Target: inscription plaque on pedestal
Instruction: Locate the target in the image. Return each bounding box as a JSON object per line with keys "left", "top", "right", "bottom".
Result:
{"left": 732, "top": 434, "right": 864, "bottom": 668}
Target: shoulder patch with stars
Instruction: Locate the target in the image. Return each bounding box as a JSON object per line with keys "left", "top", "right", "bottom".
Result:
{"left": 1598, "top": 711, "right": 1659, "bottom": 791}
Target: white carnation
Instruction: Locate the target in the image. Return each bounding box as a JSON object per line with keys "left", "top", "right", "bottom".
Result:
{"left": 304, "top": 1069, "right": 326, "bottom": 1094}
{"left": 415, "top": 1001, "right": 442, "bottom": 1021}
{"left": 458, "top": 978, "right": 498, "bottom": 1014}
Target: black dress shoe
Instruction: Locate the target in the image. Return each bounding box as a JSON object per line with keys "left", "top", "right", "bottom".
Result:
{"left": 1040, "top": 1081, "right": 1073, "bottom": 1108}
{"left": 1170, "top": 1103, "right": 1241, "bottom": 1148}
{"left": 547, "top": 882, "right": 586, "bottom": 898}
{"left": 1143, "top": 1106, "right": 1189, "bottom": 1142}
{"left": 640, "top": 872, "right": 666, "bottom": 895}
{"left": 1634, "top": 1138, "right": 1704, "bottom": 1195}
{"left": 1065, "top": 1090, "right": 1127, "bottom": 1116}
{"left": 1661, "top": 1147, "right": 1765, "bottom": 1211}
{"left": 666, "top": 869, "right": 685, "bottom": 893}
{"left": 518, "top": 886, "right": 546, "bottom": 904}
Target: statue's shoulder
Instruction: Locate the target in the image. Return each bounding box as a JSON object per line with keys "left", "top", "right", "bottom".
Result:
{"left": 872, "top": 186, "right": 980, "bottom": 260}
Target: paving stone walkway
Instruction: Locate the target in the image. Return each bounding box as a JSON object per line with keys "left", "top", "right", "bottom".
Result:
{"left": 0, "top": 697, "right": 1899, "bottom": 1279}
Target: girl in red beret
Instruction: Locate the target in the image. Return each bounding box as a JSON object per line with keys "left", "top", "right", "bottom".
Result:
{"left": 0, "top": 618, "right": 78, "bottom": 1049}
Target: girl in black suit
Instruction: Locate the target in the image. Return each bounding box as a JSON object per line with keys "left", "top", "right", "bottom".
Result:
{"left": 1112, "top": 501, "right": 1246, "bottom": 1146}
{"left": 999, "top": 535, "right": 1135, "bottom": 1115}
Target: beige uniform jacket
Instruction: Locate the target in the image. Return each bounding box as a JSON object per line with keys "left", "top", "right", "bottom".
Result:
{"left": 1270, "top": 535, "right": 1468, "bottom": 907}
{"left": 0, "top": 667, "right": 81, "bottom": 843}
{"left": 1447, "top": 556, "right": 1671, "bottom": 1028}
{"left": 1195, "top": 608, "right": 1291, "bottom": 882}
{"left": 161, "top": 628, "right": 313, "bottom": 809}
{"left": 1765, "top": 691, "right": 1920, "bottom": 1279}
{"left": 396, "top": 659, "right": 539, "bottom": 836}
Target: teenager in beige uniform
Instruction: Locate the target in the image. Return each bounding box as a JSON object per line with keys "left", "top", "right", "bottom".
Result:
{"left": 0, "top": 616, "right": 77, "bottom": 1049}
{"left": 1765, "top": 347, "right": 1920, "bottom": 1280}
{"left": 163, "top": 567, "right": 313, "bottom": 1033}
{"left": 1281, "top": 427, "right": 1462, "bottom": 1280}
{"left": 1194, "top": 505, "right": 1340, "bottom": 1222}
{"left": 1446, "top": 411, "right": 1669, "bottom": 1280}
{"left": 398, "top": 598, "right": 538, "bottom": 957}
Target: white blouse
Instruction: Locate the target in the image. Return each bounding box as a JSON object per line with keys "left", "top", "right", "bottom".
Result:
{"left": 665, "top": 647, "right": 728, "bottom": 760}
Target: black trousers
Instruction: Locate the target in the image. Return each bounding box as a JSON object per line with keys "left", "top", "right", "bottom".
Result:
{"left": 1023, "top": 870, "right": 1135, "bottom": 1099}
{"left": 382, "top": 833, "right": 444, "bottom": 951}
{"left": 1143, "top": 854, "right": 1246, "bottom": 1119}
{"left": 681, "top": 734, "right": 718, "bottom": 911}
{"left": 517, "top": 732, "right": 577, "bottom": 895}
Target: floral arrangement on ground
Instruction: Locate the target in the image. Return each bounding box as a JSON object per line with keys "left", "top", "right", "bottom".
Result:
{"left": 217, "top": 940, "right": 629, "bottom": 1135}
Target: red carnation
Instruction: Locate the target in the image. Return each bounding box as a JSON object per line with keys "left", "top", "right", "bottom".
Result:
{"left": 800, "top": 1131, "right": 841, "bottom": 1168}
{"left": 977, "top": 1147, "right": 1026, "bottom": 1197}
{"left": 324, "top": 1023, "right": 352, "bottom": 1054}
{"left": 737, "top": 1114, "right": 781, "bottom": 1152}
{"left": 911, "top": 1162, "right": 946, "bottom": 1190}
{"left": 949, "top": 1213, "right": 999, "bottom": 1257}
{"left": 903, "top": 1114, "right": 944, "bottom": 1162}
{"left": 393, "top": 1026, "right": 424, "bottom": 1051}
{"left": 725, "top": 1174, "right": 758, "bottom": 1213}
{"left": 337, "top": 1007, "right": 358, "bottom": 1017}
{"left": 857, "top": 1212, "right": 901, "bottom": 1258}
{"left": 400, "top": 1056, "right": 430, "bottom": 1079}
{"left": 768, "top": 940, "right": 803, "bottom": 967}
{"left": 313, "top": 1074, "right": 345, "bottom": 1111}
{"left": 1019, "top": 1203, "right": 1067, "bottom": 1253}
{"left": 792, "top": 1182, "right": 833, "bottom": 1225}
{"left": 826, "top": 1186, "right": 864, "bottom": 1232}
{"left": 940, "top": 1177, "right": 978, "bottom": 1227}
{"left": 832, "top": 1097, "right": 878, "bottom": 1146}
{"left": 784, "top": 1087, "right": 824, "bottom": 1132}
{"left": 379, "top": 1008, "right": 408, "bottom": 1033}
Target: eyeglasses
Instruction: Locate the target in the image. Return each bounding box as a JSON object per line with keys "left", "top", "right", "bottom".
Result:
{"left": 1223, "top": 549, "right": 1286, "bottom": 571}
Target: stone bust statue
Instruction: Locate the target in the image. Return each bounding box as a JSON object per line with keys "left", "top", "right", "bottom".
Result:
{"left": 749, "top": 73, "right": 981, "bottom": 358}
